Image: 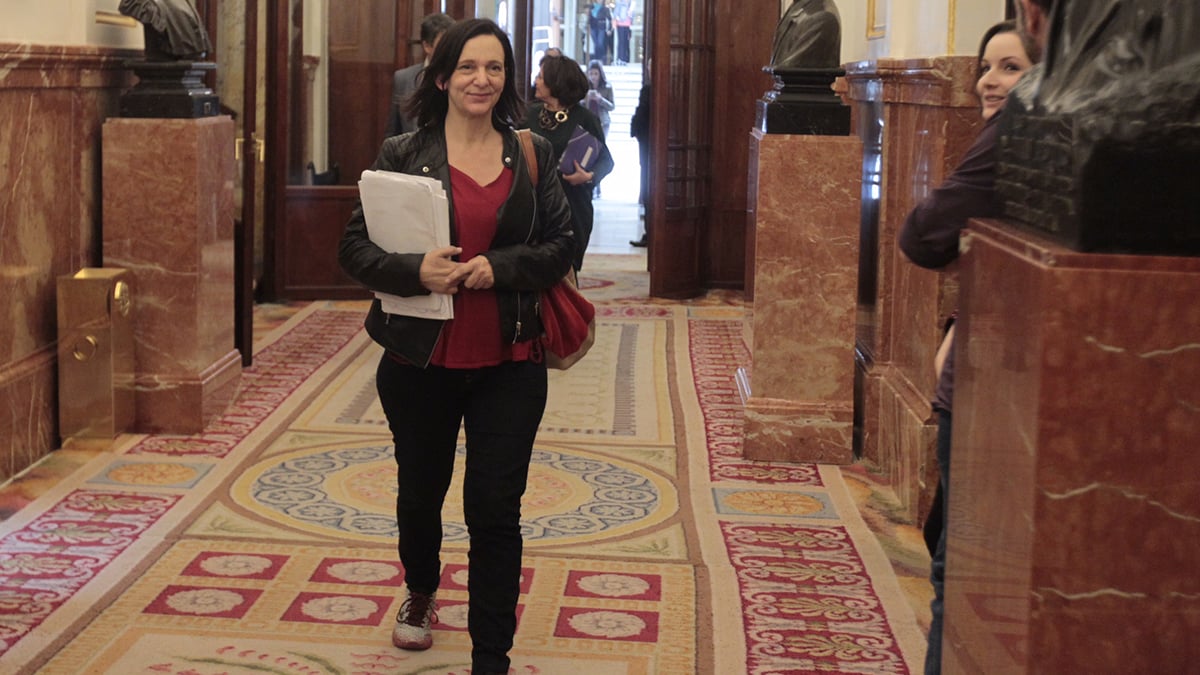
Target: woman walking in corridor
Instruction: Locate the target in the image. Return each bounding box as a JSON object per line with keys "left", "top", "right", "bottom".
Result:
{"left": 338, "top": 18, "right": 575, "bottom": 675}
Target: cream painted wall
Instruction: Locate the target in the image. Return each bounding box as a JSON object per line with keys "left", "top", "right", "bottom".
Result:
{"left": 953, "top": 3, "right": 1005, "bottom": 57}
{"left": 838, "top": 1, "right": 868, "bottom": 64}
{"left": 834, "top": 0, "right": 1005, "bottom": 62}
{"left": 771, "top": 0, "right": 1000, "bottom": 64}
{"left": 0, "top": 0, "right": 144, "bottom": 48}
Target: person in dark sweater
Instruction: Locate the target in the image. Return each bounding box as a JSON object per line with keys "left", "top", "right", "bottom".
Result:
{"left": 898, "top": 13, "right": 1041, "bottom": 674}
{"left": 629, "top": 83, "right": 651, "bottom": 247}
{"left": 524, "top": 54, "right": 614, "bottom": 271}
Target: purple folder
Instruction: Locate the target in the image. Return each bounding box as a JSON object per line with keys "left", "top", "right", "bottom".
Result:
{"left": 558, "top": 125, "right": 602, "bottom": 174}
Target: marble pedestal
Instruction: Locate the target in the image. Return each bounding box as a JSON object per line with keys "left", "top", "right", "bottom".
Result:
{"left": 944, "top": 219, "right": 1200, "bottom": 673}
{"left": 738, "top": 131, "right": 861, "bottom": 463}
{"left": 102, "top": 116, "right": 240, "bottom": 434}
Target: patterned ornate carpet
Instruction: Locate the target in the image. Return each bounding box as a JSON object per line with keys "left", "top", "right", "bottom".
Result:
{"left": 0, "top": 256, "right": 924, "bottom": 674}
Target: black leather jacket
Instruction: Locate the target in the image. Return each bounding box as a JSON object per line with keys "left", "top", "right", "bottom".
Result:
{"left": 338, "top": 124, "right": 575, "bottom": 367}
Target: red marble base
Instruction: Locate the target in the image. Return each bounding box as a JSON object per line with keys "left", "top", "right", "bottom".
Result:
{"left": 101, "top": 116, "right": 240, "bottom": 434}
{"left": 944, "top": 219, "right": 1200, "bottom": 673}
{"left": 133, "top": 349, "right": 242, "bottom": 435}
{"left": 741, "top": 132, "right": 861, "bottom": 464}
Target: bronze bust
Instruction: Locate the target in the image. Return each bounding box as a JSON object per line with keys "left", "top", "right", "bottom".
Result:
{"left": 770, "top": 0, "right": 842, "bottom": 69}
{"left": 119, "top": 0, "right": 212, "bottom": 61}
{"left": 997, "top": 0, "right": 1200, "bottom": 253}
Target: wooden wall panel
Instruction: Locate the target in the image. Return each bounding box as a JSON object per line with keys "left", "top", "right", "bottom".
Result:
{"left": 281, "top": 187, "right": 371, "bottom": 299}
{"left": 327, "top": 0, "right": 397, "bottom": 183}
{"left": 267, "top": 0, "right": 402, "bottom": 299}
{"left": 706, "top": 0, "right": 775, "bottom": 290}
{"left": 327, "top": 60, "right": 394, "bottom": 183}
{"left": 647, "top": 0, "right": 710, "bottom": 298}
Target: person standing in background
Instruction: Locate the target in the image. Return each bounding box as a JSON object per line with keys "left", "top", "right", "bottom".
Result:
{"left": 587, "top": 1, "right": 612, "bottom": 65}
{"left": 585, "top": 60, "right": 614, "bottom": 139}
{"left": 585, "top": 60, "right": 615, "bottom": 198}
{"left": 386, "top": 12, "right": 455, "bottom": 137}
{"left": 628, "top": 83, "right": 650, "bottom": 247}
{"left": 525, "top": 54, "right": 614, "bottom": 271}
{"left": 612, "top": 0, "right": 633, "bottom": 65}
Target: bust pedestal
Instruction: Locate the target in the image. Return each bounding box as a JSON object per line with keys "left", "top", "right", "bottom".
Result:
{"left": 738, "top": 131, "right": 861, "bottom": 463}
{"left": 102, "top": 116, "right": 240, "bottom": 434}
{"left": 944, "top": 219, "right": 1200, "bottom": 672}
{"left": 756, "top": 67, "right": 850, "bottom": 135}
{"left": 119, "top": 60, "right": 219, "bottom": 118}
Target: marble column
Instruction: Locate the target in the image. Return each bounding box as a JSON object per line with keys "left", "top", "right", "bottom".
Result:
{"left": 0, "top": 44, "right": 133, "bottom": 479}
{"left": 738, "top": 131, "right": 861, "bottom": 464}
{"left": 102, "top": 116, "right": 241, "bottom": 434}
{"left": 842, "top": 57, "right": 982, "bottom": 521}
{"left": 944, "top": 219, "right": 1200, "bottom": 673}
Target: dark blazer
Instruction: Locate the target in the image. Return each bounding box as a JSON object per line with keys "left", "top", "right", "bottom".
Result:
{"left": 339, "top": 126, "right": 576, "bottom": 368}
{"left": 386, "top": 63, "right": 424, "bottom": 137}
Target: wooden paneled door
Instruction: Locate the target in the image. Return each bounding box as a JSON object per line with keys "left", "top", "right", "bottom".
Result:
{"left": 263, "top": 0, "right": 474, "bottom": 300}
{"left": 646, "top": 0, "right": 711, "bottom": 299}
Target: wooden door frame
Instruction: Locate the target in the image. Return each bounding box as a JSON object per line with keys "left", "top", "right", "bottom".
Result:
{"left": 237, "top": 0, "right": 259, "bottom": 365}
{"left": 645, "top": 0, "right": 707, "bottom": 298}
{"left": 198, "top": 0, "right": 258, "bottom": 364}
{"left": 262, "top": 0, "right": 288, "bottom": 301}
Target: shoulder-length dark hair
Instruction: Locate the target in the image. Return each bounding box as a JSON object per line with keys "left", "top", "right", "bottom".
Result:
{"left": 407, "top": 18, "right": 524, "bottom": 130}
{"left": 586, "top": 59, "right": 609, "bottom": 89}
{"left": 977, "top": 20, "right": 1037, "bottom": 79}
{"left": 539, "top": 55, "right": 589, "bottom": 106}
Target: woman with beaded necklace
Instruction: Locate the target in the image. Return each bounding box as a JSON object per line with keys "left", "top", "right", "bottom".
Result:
{"left": 525, "top": 53, "right": 614, "bottom": 272}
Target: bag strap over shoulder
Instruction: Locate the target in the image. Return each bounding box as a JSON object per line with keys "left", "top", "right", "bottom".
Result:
{"left": 516, "top": 129, "right": 538, "bottom": 186}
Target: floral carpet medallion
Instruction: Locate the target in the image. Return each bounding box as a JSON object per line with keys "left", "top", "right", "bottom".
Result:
{"left": 231, "top": 443, "right": 677, "bottom": 546}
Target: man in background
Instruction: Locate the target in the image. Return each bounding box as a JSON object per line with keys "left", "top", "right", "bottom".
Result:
{"left": 386, "top": 12, "right": 454, "bottom": 137}
{"left": 628, "top": 83, "right": 650, "bottom": 247}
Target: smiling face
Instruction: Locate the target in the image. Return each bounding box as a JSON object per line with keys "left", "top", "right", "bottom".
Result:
{"left": 975, "top": 31, "right": 1033, "bottom": 120}
{"left": 446, "top": 34, "right": 506, "bottom": 121}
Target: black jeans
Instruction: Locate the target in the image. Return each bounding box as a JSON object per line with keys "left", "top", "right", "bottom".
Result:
{"left": 590, "top": 26, "right": 608, "bottom": 63}
{"left": 376, "top": 355, "right": 547, "bottom": 673}
{"left": 617, "top": 26, "right": 631, "bottom": 63}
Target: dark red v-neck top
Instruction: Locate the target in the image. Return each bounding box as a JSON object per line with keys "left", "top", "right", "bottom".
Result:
{"left": 430, "top": 165, "right": 532, "bottom": 368}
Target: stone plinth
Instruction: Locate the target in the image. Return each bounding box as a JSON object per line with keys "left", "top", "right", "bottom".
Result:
{"left": 102, "top": 116, "right": 240, "bottom": 434}
{"left": 944, "top": 219, "right": 1200, "bottom": 673}
{"left": 739, "top": 131, "right": 861, "bottom": 463}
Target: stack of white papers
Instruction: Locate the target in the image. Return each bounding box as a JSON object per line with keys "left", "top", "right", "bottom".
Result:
{"left": 358, "top": 170, "right": 454, "bottom": 319}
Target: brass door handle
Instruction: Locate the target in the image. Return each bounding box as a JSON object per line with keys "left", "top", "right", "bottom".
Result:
{"left": 235, "top": 137, "right": 266, "bottom": 163}
{"left": 73, "top": 335, "right": 99, "bottom": 362}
